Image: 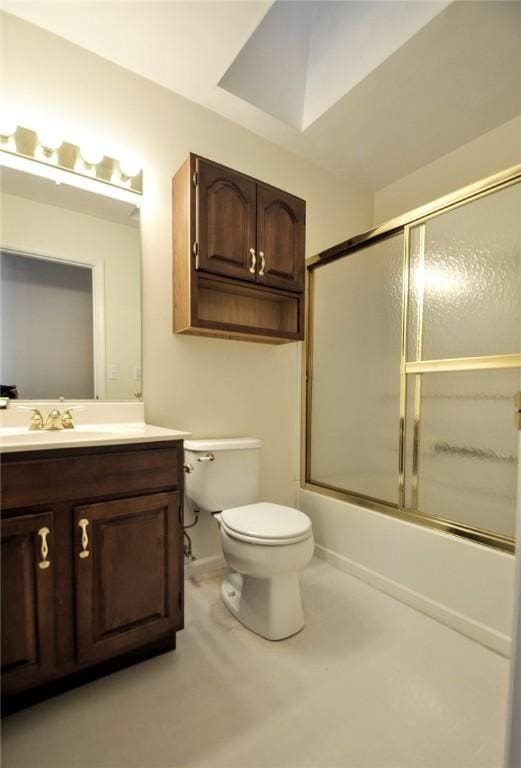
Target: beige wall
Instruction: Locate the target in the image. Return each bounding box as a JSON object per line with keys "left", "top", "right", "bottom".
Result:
{"left": 1, "top": 192, "right": 141, "bottom": 400}
{"left": 0, "top": 12, "right": 373, "bottom": 558}
{"left": 374, "top": 115, "right": 521, "bottom": 223}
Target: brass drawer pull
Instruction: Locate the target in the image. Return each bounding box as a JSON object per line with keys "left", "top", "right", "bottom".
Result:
{"left": 38, "top": 527, "right": 50, "bottom": 570}
{"left": 248, "top": 248, "right": 256, "bottom": 274}
{"left": 258, "top": 251, "right": 266, "bottom": 276}
{"left": 78, "top": 518, "right": 90, "bottom": 559}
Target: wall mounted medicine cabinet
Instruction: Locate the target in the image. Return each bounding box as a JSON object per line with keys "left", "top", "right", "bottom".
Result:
{"left": 173, "top": 154, "right": 306, "bottom": 343}
{"left": 1, "top": 440, "right": 184, "bottom": 714}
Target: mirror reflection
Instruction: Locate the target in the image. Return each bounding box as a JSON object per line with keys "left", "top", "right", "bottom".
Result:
{"left": 0, "top": 166, "right": 141, "bottom": 400}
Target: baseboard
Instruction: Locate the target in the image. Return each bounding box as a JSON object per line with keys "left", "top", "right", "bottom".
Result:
{"left": 314, "top": 543, "right": 511, "bottom": 657}
{"left": 185, "top": 554, "right": 226, "bottom": 580}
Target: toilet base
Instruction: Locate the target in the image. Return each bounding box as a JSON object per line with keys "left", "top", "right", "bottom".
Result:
{"left": 221, "top": 569, "right": 305, "bottom": 641}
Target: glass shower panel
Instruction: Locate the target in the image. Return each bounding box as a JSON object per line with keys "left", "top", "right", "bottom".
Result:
{"left": 408, "top": 181, "right": 521, "bottom": 362}
{"left": 309, "top": 234, "right": 403, "bottom": 503}
{"left": 414, "top": 368, "right": 520, "bottom": 537}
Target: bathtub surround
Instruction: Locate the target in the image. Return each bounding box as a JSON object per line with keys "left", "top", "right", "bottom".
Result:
{"left": 300, "top": 490, "right": 514, "bottom": 656}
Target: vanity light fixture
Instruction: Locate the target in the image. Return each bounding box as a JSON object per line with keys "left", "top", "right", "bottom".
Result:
{"left": 0, "top": 121, "right": 143, "bottom": 202}
{"left": 118, "top": 156, "right": 142, "bottom": 182}
{"left": 37, "top": 128, "right": 63, "bottom": 157}
{"left": 0, "top": 115, "right": 18, "bottom": 152}
{"left": 79, "top": 143, "right": 105, "bottom": 169}
{"left": 0, "top": 115, "right": 18, "bottom": 140}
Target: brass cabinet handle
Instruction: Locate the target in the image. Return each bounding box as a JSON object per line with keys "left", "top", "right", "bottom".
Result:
{"left": 258, "top": 251, "right": 266, "bottom": 276}
{"left": 248, "top": 248, "right": 256, "bottom": 274}
{"left": 196, "top": 452, "right": 215, "bottom": 463}
{"left": 78, "top": 518, "right": 90, "bottom": 559}
{"left": 38, "top": 527, "right": 50, "bottom": 570}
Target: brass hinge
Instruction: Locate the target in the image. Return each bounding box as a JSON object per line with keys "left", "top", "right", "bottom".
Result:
{"left": 515, "top": 391, "right": 521, "bottom": 430}
{"left": 192, "top": 241, "right": 198, "bottom": 257}
{"left": 192, "top": 171, "right": 198, "bottom": 187}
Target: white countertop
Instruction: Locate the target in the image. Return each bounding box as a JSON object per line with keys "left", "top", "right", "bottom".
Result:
{"left": 0, "top": 402, "right": 190, "bottom": 453}
{"left": 0, "top": 423, "right": 191, "bottom": 453}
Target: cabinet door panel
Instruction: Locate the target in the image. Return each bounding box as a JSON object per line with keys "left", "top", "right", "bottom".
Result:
{"left": 196, "top": 158, "right": 257, "bottom": 281}
{"left": 74, "top": 492, "right": 181, "bottom": 664}
{"left": 257, "top": 185, "right": 305, "bottom": 293}
{"left": 1, "top": 512, "right": 55, "bottom": 693}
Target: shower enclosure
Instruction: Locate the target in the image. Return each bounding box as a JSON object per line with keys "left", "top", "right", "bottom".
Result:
{"left": 304, "top": 166, "right": 521, "bottom": 551}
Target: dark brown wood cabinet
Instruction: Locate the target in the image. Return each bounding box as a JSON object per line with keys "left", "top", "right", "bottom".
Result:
{"left": 256, "top": 184, "right": 305, "bottom": 293}
{"left": 196, "top": 157, "right": 257, "bottom": 283}
{"left": 1, "top": 513, "right": 56, "bottom": 692}
{"left": 173, "top": 154, "right": 306, "bottom": 343}
{"left": 1, "top": 441, "right": 184, "bottom": 713}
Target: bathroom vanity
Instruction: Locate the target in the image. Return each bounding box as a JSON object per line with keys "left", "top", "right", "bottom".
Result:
{"left": 0, "top": 413, "right": 189, "bottom": 714}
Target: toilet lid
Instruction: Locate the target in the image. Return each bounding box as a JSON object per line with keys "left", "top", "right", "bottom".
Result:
{"left": 221, "top": 502, "right": 311, "bottom": 541}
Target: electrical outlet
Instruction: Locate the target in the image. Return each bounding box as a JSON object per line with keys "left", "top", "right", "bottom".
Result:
{"left": 134, "top": 367, "right": 142, "bottom": 381}
{"left": 108, "top": 364, "right": 118, "bottom": 380}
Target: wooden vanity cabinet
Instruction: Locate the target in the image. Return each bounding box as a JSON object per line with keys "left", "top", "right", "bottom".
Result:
{"left": 1, "top": 441, "right": 184, "bottom": 713}
{"left": 173, "top": 154, "right": 306, "bottom": 343}
{"left": 1, "top": 512, "right": 56, "bottom": 693}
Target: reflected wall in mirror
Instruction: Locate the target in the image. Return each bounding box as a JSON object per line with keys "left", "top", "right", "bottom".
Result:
{"left": 0, "top": 166, "right": 142, "bottom": 400}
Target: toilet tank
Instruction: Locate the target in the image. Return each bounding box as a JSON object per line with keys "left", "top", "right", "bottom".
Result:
{"left": 184, "top": 438, "right": 262, "bottom": 512}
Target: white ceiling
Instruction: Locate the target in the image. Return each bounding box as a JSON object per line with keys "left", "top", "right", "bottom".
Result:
{"left": 3, "top": 1, "right": 521, "bottom": 191}
{"left": 220, "top": 1, "right": 449, "bottom": 130}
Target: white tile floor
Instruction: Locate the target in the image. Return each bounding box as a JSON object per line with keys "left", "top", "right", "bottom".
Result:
{"left": 1, "top": 558, "right": 510, "bottom": 768}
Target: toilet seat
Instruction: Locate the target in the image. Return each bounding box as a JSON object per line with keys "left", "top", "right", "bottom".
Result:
{"left": 220, "top": 502, "right": 312, "bottom": 546}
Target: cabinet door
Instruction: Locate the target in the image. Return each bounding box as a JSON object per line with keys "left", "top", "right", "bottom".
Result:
{"left": 1, "top": 512, "right": 55, "bottom": 693}
{"left": 257, "top": 185, "right": 305, "bottom": 293}
{"left": 74, "top": 492, "right": 182, "bottom": 665}
{"left": 196, "top": 157, "right": 257, "bottom": 281}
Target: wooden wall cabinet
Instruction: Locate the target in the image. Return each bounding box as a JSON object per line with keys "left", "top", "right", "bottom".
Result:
{"left": 1, "top": 441, "right": 184, "bottom": 713}
{"left": 173, "top": 154, "right": 306, "bottom": 343}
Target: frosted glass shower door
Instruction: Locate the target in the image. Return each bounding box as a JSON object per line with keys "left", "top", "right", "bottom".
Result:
{"left": 309, "top": 234, "right": 403, "bottom": 504}
{"left": 406, "top": 181, "right": 521, "bottom": 539}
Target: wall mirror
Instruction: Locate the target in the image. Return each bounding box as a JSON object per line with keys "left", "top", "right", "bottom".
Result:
{"left": 0, "top": 165, "right": 142, "bottom": 401}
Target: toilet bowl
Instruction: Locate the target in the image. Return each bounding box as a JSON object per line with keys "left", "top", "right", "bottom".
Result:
{"left": 217, "top": 502, "right": 314, "bottom": 640}
{"left": 184, "top": 439, "right": 314, "bottom": 641}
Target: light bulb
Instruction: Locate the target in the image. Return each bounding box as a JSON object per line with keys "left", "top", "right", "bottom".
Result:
{"left": 119, "top": 156, "right": 141, "bottom": 180}
{"left": 38, "top": 128, "right": 63, "bottom": 153}
{"left": 0, "top": 114, "right": 18, "bottom": 139}
{"left": 80, "top": 143, "right": 104, "bottom": 167}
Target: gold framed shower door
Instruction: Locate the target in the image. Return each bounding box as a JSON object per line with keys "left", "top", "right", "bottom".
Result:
{"left": 303, "top": 164, "right": 521, "bottom": 553}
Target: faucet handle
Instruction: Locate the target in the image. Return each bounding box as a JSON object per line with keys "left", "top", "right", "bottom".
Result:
{"left": 16, "top": 406, "right": 44, "bottom": 431}
{"left": 62, "top": 406, "right": 84, "bottom": 429}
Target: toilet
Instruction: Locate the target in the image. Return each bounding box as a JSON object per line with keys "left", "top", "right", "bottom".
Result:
{"left": 184, "top": 438, "right": 314, "bottom": 640}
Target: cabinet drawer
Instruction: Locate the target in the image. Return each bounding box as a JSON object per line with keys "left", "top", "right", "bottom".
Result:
{"left": 1, "top": 446, "right": 180, "bottom": 509}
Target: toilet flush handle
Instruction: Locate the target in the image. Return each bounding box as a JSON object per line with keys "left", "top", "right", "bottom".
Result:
{"left": 197, "top": 452, "right": 215, "bottom": 463}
